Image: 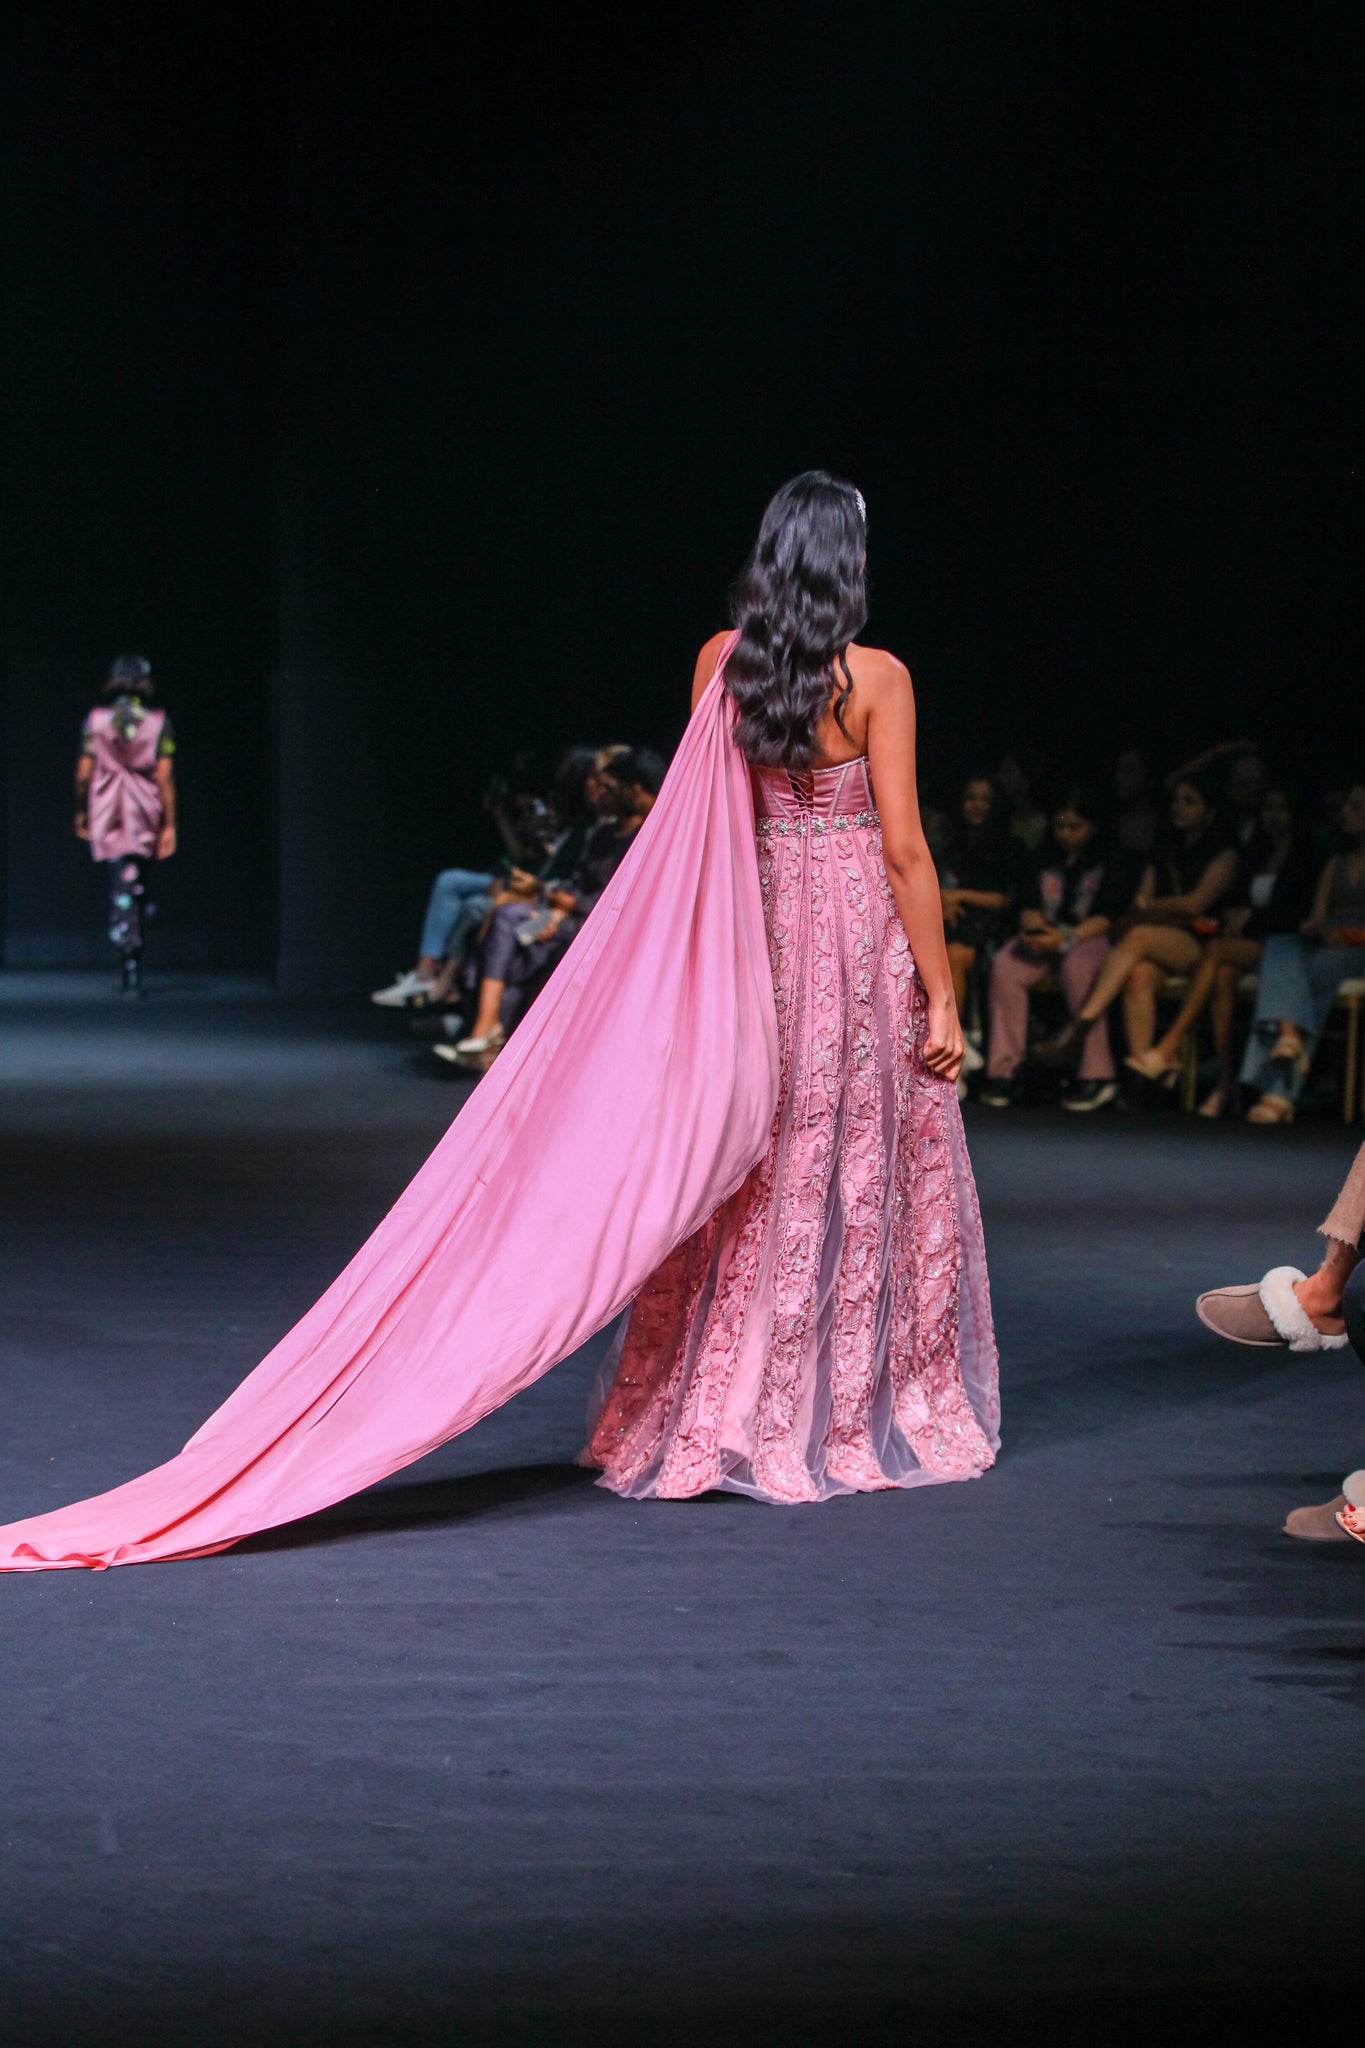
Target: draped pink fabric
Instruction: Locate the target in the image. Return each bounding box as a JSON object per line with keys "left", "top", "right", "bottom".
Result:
{"left": 84, "top": 704, "right": 167, "bottom": 861}
{"left": 0, "top": 642, "right": 781, "bottom": 1569}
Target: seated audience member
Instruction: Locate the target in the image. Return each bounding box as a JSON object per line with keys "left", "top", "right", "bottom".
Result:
{"left": 437, "top": 746, "right": 666, "bottom": 1066}
{"left": 995, "top": 750, "right": 1049, "bottom": 856}
{"left": 372, "top": 861, "right": 496, "bottom": 1007}
{"left": 979, "top": 783, "right": 1123, "bottom": 1113}
{"left": 938, "top": 774, "right": 1016, "bottom": 1027}
{"left": 1035, "top": 772, "right": 1238, "bottom": 1070}
{"left": 373, "top": 746, "right": 606, "bottom": 1013}
{"left": 1125, "top": 781, "right": 1321, "bottom": 1115}
{"left": 1107, "top": 744, "right": 1161, "bottom": 907}
{"left": 1239, "top": 778, "right": 1365, "bottom": 1124}
{"left": 1221, "top": 746, "right": 1269, "bottom": 851}
{"left": 1195, "top": 1139, "right": 1365, "bottom": 1542}
{"left": 1166, "top": 737, "right": 1264, "bottom": 836}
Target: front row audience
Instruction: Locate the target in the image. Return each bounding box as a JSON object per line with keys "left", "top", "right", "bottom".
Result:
{"left": 377, "top": 728, "right": 1364, "bottom": 1117}
{"left": 981, "top": 784, "right": 1121, "bottom": 1112}
{"left": 960, "top": 749, "right": 1365, "bottom": 1120}
{"left": 374, "top": 745, "right": 665, "bottom": 1070}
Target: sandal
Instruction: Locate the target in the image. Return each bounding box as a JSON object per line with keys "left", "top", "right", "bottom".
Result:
{"left": 1268, "top": 1028, "right": 1310, "bottom": 1077}
{"left": 1246, "top": 1093, "right": 1295, "bottom": 1124}
{"left": 1124, "top": 1047, "right": 1181, "bottom": 1085}
{"left": 1196, "top": 1085, "right": 1228, "bottom": 1119}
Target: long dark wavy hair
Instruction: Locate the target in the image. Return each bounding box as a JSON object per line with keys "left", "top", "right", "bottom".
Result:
{"left": 725, "top": 471, "right": 868, "bottom": 769}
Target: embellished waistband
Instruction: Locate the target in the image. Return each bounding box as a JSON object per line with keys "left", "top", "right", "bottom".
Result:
{"left": 755, "top": 809, "right": 879, "bottom": 838}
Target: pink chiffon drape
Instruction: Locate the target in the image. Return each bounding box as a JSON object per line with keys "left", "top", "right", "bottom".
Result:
{"left": 0, "top": 643, "right": 779, "bottom": 1569}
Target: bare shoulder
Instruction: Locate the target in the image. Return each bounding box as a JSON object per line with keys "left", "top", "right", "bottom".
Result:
{"left": 847, "top": 643, "right": 913, "bottom": 708}
{"left": 691, "top": 629, "right": 734, "bottom": 708}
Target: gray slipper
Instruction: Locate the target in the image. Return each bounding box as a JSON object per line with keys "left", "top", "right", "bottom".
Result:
{"left": 1196, "top": 1268, "right": 1350, "bottom": 1352}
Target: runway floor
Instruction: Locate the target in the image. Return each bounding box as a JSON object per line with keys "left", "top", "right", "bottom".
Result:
{"left": 1, "top": 971, "right": 1363, "bottom": 2046}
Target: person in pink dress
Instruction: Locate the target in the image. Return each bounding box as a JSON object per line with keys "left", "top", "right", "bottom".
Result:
{"left": 75, "top": 655, "right": 177, "bottom": 994}
{"left": 0, "top": 474, "right": 998, "bottom": 1570}
{"left": 582, "top": 475, "right": 999, "bottom": 1501}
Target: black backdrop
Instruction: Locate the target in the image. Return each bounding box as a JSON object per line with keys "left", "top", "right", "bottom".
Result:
{"left": 2, "top": 4, "right": 1359, "bottom": 987}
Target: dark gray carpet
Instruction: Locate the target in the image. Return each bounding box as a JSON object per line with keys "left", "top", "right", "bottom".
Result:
{"left": 1, "top": 972, "right": 1363, "bottom": 2047}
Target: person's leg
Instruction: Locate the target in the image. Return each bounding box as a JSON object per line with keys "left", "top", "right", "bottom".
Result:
{"left": 1069, "top": 931, "right": 1147, "bottom": 1024}
{"left": 1118, "top": 928, "right": 1200, "bottom": 1058}
{"left": 417, "top": 869, "right": 493, "bottom": 977}
{"left": 1151, "top": 937, "right": 1246, "bottom": 1063}
{"left": 986, "top": 941, "right": 1045, "bottom": 1079}
{"left": 1207, "top": 942, "right": 1261, "bottom": 1104}
{"left": 947, "top": 943, "right": 975, "bottom": 1019}
{"left": 1061, "top": 935, "right": 1115, "bottom": 1078}
{"left": 1298, "top": 945, "right": 1365, "bottom": 1096}
{"left": 1240, "top": 933, "right": 1317, "bottom": 1101}
{"left": 1283, "top": 1243, "right": 1363, "bottom": 1540}
{"left": 465, "top": 902, "right": 535, "bottom": 1040}
{"left": 106, "top": 856, "right": 148, "bottom": 991}
{"left": 1344, "top": 1257, "right": 1365, "bottom": 1367}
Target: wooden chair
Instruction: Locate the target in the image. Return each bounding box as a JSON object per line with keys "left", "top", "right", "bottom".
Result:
{"left": 1334, "top": 979, "right": 1365, "bottom": 1123}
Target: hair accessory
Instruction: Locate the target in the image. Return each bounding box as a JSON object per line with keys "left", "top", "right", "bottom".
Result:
{"left": 853, "top": 488, "right": 867, "bottom": 523}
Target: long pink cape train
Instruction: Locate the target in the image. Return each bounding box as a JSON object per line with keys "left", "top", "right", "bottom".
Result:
{"left": 0, "top": 648, "right": 780, "bottom": 1569}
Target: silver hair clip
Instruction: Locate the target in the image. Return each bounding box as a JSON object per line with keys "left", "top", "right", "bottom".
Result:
{"left": 854, "top": 488, "right": 867, "bottom": 522}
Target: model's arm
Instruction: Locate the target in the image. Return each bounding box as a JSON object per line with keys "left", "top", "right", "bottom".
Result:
{"left": 155, "top": 758, "right": 177, "bottom": 859}
{"left": 74, "top": 754, "right": 93, "bottom": 840}
{"left": 866, "top": 659, "right": 963, "bottom": 1082}
{"left": 692, "top": 630, "right": 733, "bottom": 712}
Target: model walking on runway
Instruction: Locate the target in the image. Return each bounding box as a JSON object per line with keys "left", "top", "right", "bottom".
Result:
{"left": 75, "top": 654, "right": 177, "bottom": 995}
{"left": 0, "top": 472, "right": 998, "bottom": 1569}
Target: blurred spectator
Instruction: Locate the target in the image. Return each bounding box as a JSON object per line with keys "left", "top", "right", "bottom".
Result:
{"left": 1036, "top": 773, "right": 1238, "bottom": 1070}
{"left": 1241, "top": 779, "right": 1365, "bottom": 1124}
{"left": 937, "top": 774, "right": 1016, "bottom": 1027}
{"left": 980, "top": 783, "right": 1123, "bottom": 1112}
{"left": 1126, "top": 782, "right": 1320, "bottom": 1114}
{"left": 1108, "top": 746, "right": 1161, "bottom": 906}
{"left": 438, "top": 747, "right": 667, "bottom": 1065}
{"left": 995, "top": 750, "right": 1049, "bottom": 855}
{"left": 372, "top": 745, "right": 609, "bottom": 1010}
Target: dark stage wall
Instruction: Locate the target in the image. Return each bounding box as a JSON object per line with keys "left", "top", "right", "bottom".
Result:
{"left": 2, "top": 6, "right": 1360, "bottom": 988}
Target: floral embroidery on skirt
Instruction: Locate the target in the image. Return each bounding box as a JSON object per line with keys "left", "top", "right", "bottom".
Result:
{"left": 583, "top": 796, "right": 1000, "bottom": 1505}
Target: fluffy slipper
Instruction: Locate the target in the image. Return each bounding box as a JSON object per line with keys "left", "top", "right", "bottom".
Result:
{"left": 1285, "top": 1494, "right": 1351, "bottom": 1541}
{"left": 1258, "top": 1266, "right": 1351, "bottom": 1353}
{"left": 1196, "top": 1283, "right": 1285, "bottom": 1347}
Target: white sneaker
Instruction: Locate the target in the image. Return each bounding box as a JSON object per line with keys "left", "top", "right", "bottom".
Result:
{"left": 371, "top": 970, "right": 434, "bottom": 1008}
{"left": 960, "top": 1035, "right": 984, "bottom": 1074}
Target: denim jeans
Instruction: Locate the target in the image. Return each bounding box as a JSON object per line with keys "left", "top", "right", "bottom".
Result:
{"left": 419, "top": 867, "right": 495, "bottom": 961}
{"left": 1239, "top": 934, "right": 1365, "bottom": 1101}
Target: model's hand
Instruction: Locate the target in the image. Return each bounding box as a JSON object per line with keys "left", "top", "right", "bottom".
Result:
{"left": 74, "top": 812, "right": 90, "bottom": 841}
{"left": 156, "top": 824, "right": 177, "bottom": 860}
{"left": 922, "top": 994, "right": 964, "bottom": 1082}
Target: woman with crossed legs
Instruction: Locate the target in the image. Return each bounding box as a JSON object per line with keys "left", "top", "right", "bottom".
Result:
{"left": 1035, "top": 774, "right": 1238, "bottom": 1074}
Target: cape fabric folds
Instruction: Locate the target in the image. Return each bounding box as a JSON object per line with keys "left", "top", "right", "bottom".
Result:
{"left": 0, "top": 645, "right": 779, "bottom": 1569}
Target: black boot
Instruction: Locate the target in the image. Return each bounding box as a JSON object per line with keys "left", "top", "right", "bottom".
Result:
{"left": 120, "top": 951, "right": 143, "bottom": 997}
{"left": 1032, "top": 1016, "right": 1085, "bottom": 1069}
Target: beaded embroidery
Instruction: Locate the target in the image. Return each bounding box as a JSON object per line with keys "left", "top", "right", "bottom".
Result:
{"left": 755, "top": 810, "right": 878, "bottom": 837}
